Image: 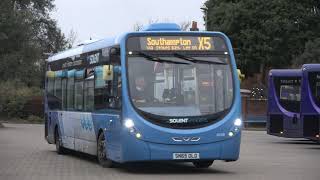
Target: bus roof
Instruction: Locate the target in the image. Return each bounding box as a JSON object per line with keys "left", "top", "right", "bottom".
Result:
{"left": 302, "top": 64, "right": 320, "bottom": 71}
{"left": 46, "top": 23, "right": 191, "bottom": 63}
{"left": 47, "top": 36, "right": 121, "bottom": 62}
{"left": 269, "top": 69, "right": 302, "bottom": 77}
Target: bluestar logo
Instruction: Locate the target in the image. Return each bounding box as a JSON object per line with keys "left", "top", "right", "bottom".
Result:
{"left": 80, "top": 116, "right": 93, "bottom": 131}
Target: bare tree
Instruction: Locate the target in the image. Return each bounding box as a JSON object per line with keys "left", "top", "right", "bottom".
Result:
{"left": 148, "top": 18, "right": 159, "bottom": 25}
{"left": 66, "top": 29, "right": 78, "bottom": 48}
{"left": 133, "top": 22, "right": 144, "bottom": 32}
{"left": 179, "top": 21, "right": 191, "bottom": 31}
{"left": 133, "top": 19, "right": 191, "bottom": 32}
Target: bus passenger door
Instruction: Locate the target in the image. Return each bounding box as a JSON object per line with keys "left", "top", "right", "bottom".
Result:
{"left": 104, "top": 61, "right": 122, "bottom": 161}
{"left": 104, "top": 112, "right": 121, "bottom": 161}
{"left": 73, "top": 70, "right": 97, "bottom": 155}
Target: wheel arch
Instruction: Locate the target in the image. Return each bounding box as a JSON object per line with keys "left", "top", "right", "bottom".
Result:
{"left": 54, "top": 124, "right": 59, "bottom": 142}
{"left": 97, "top": 128, "right": 104, "bottom": 141}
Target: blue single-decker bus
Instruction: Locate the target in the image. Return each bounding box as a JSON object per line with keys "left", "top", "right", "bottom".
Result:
{"left": 44, "top": 23, "right": 242, "bottom": 168}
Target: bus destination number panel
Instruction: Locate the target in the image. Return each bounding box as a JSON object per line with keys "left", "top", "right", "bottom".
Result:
{"left": 127, "top": 35, "right": 228, "bottom": 52}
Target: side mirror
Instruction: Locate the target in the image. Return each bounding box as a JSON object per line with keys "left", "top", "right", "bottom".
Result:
{"left": 237, "top": 69, "right": 245, "bottom": 82}
{"left": 110, "top": 47, "right": 120, "bottom": 56}
{"left": 109, "top": 47, "right": 121, "bottom": 65}
{"left": 103, "top": 65, "right": 113, "bottom": 81}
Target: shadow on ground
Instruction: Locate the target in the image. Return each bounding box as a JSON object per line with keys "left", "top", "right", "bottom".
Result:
{"left": 271, "top": 139, "right": 320, "bottom": 145}
{"left": 118, "top": 161, "right": 234, "bottom": 175}
{"left": 47, "top": 149, "right": 234, "bottom": 175}
{"left": 47, "top": 149, "right": 98, "bottom": 164}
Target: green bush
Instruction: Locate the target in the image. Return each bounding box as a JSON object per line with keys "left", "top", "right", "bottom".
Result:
{"left": 0, "top": 80, "right": 41, "bottom": 118}
{"left": 27, "top": 115, "right": 43, "bottom": 123}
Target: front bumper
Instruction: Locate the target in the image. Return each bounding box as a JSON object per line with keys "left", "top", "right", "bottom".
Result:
{"left": 268, "top": 128, "right": 303, "bottom": 138}
{"left": 116, "top": 132, "right": 241, "bottom": 163}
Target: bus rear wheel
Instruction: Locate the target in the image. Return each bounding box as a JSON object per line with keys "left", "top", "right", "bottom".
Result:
{"left": 97, "top": 133, "right": 115, "bottom": 168}
{"left": 192, "top": 161, "right": 214, "bottom": 168}
{"left": 55, "top": 128, "right": 67, "bottom": 154}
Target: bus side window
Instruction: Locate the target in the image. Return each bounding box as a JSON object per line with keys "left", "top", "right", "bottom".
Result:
{"left": 61, "top": 78, "right": 67, "bottom": 109}
{"left": 47, "top": 77, "right": 54, "bottom": 95}
{"left": 94, "top": 66, "right": 109, "bottom": 111}
{"left": 74, "top": 70, "right": 85, "bottom": 111}
{"left": 47, "top": 72, "right": 59, "bottom": 110}
{"left": 54, "top": 77, "right": 62, "bottom": 102}
{"left": 84, "top": 69, "right": 94, "bottom": 111}
{"left": 109, "top": 70, "right": 121, "bottom": 109}
{"left": 67, "top": 70, "right": 75, "bottom": 110}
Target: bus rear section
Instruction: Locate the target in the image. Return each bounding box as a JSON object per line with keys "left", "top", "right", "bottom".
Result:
{"left": 267, "top": 69, "right": 303, "bottom": 138}
{"left": 301, "top": 64, "right": 320, "bottom": 141}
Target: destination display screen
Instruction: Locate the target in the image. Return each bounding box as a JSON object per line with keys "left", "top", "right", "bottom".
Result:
{"left": 126, "top": 35, "right": 227, "bottom": 52}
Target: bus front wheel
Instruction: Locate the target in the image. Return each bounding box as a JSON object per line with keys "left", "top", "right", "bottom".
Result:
{"left": 192, "top": 161, "right": 214, "bottom": 168}
{"left": 97, "top": 133, "right": 115, "bottom": 168}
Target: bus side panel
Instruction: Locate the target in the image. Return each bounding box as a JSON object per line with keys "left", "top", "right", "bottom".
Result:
{"left": 118, "top": 129, "right": 150, "bottom": 162}
{"left": 220, "top": 132, "right": 241, "bottom": 160}
{"left": 72, "top": 112, "right": 96, "bottom": 155}
{"left": 92, "top": 113, "right": 122, "bottom": 160}
{"left": 46, "top": 112, "right": 53, "bottom": 144}
{"left": 48, "top": 111, "right": 59, "bottom": 143}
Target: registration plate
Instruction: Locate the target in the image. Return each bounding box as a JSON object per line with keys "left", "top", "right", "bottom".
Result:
{"left": 173, "top": 153, "right": 200, "bottom": 160}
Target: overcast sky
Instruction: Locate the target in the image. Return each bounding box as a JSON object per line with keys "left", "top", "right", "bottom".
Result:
{"left": 52, "top": 0, "right": 206, "bottom": 43}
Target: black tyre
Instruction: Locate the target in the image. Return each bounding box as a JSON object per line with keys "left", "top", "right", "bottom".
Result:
{"left": 192, "top": 161, "right": 214, "bottom": 168}
{"left": 55, "top": 128, "right": 67, "bottom": 154}
{"left": 97, "top": 132, "right": 115, "bottom": 168}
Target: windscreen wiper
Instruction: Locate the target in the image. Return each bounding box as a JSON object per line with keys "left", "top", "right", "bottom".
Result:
{"left": 138, "top": 52, "right": 190, "bottom": 65}
{"left": 173, "top": 53, "right": 228, "bottom": 65}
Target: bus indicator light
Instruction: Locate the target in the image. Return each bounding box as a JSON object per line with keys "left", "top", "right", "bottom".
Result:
{"left": 136, "top": 133, "right": 142, "bottom": 139}
{"left": 228, "top": 132, "right": 234, "bottom": 137}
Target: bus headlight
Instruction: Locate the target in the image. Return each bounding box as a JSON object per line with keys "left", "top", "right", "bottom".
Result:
{"left": 234, "top": 118, "right": 242, "bottom": 127}
{"left": 136, "top": 133, "right": 142, "bottom": 139}
{"left": 124, "top": 119, "right": 134, "bottom": 128}
{"left": 124, "top": 119, "right": 142, "bottom": 139}
{"left": 228, "top": 118, "right": 242, "bottom": 138}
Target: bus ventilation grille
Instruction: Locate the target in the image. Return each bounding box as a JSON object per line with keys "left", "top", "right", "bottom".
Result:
{"left": 269, "top": 115, "right": 283, "bottom": 133}
{"left": 303, "top": 115, "right": 320, "bottom": 137}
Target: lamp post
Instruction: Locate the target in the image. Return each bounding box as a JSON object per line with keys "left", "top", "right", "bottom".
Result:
{"left": 200, "top": 5, "right": 209, "bottom": 31}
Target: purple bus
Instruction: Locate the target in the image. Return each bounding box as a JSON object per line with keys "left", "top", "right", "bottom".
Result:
{"left": 301, "top": 64, "right": 320, "bottom": 141}
{"left": 267, "top": 69, "right": 302, "bottom": 138}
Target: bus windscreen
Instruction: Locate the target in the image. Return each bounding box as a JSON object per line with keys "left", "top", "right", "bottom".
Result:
{"left": 280, "top": 85, "right": 301, "bottom": 101}
{"left": 308, "top": 72, "right": 320, "bottom": 107}
{"left": 274, "top": 77, "right": 301, "bottom": 112}
{"left": 126, "top": 35, "right": 233, "bottom": 129}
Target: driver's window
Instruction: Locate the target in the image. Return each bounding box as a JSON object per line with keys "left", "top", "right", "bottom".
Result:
{"left": 94, "top": 65, "right": 121, "bottom": 111}
{"left": 94, "top": 66, "right": 109, "bottom": 111}
{"left": 105, "top": 67, "right": 121, "bottom": 110}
